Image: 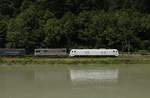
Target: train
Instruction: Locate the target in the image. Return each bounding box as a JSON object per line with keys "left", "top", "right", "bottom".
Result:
{"left": 0, "top": 48, "right": 119, "bottom": 57}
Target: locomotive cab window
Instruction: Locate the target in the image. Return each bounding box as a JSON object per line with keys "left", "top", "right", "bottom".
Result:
{"left": 72, "top": 51, "right": 76, "bottom": 53}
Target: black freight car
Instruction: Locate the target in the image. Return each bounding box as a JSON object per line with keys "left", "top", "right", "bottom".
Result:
{"left": 0, "top": 49, "right": 25, "bottom": 56}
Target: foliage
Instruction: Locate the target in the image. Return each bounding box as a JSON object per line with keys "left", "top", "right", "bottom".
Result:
{"left": 0, "top": 0, "right": 150, "bottom": 53}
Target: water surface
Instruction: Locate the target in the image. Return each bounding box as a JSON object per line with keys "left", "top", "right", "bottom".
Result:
{"left": 0, "top": 64, "right": 150, "bottom": 98}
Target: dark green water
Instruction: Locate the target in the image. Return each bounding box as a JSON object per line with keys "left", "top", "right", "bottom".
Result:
{"left": 0, "top": 64, "right": 150, "bottom": 98}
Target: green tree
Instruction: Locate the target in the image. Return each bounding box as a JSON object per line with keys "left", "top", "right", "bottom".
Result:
{"left": 6, "top": 5, "right": 46, "bottom": 53}
{"left": 0, "top": 20, "right": 7, "bottom": 48}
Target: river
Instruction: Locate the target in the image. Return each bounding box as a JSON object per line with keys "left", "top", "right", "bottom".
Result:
{"left": 0, "top": 64, "right": 150, "bottom": 98}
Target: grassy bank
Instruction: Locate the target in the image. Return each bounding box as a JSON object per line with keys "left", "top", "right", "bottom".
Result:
{"left": 0, "top": 55, "right": 150, "bottom": 65}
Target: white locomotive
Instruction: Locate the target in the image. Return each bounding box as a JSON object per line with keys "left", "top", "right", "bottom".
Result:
{"left": 69, "top": 49, "right": 119, "bottom": 57}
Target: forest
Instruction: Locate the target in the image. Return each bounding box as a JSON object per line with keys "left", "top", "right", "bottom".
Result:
{"left": 0, "top": 0, "right": 150, "bottom": 53}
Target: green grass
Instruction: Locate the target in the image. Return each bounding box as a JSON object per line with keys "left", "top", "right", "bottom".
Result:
{"left": 0, "top": 54, "right": 150, "bottom": 66}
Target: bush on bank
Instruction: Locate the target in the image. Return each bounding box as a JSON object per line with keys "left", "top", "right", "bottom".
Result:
{"left": 0, "top": 55, "right": 150, "bottom": 65}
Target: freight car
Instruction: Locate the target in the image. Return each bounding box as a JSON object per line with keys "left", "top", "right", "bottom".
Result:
{"left": 34, "top": 48, "right": 67, "bottom": 57}
{"left": 69, "top": 49, "right": 119, "bottom": 57}
{"left": 0, "top": 49, "right": 25, "bottom": 56}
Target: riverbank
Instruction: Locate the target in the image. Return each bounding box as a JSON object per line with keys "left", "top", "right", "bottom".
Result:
{"left": 0, "top": 55, "right": 150, "bottom": 65}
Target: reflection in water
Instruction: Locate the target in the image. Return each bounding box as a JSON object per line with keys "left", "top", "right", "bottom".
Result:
{"left": 34, "top": 71, "right": 69, "bottom": 81}
{"left": 70, "top": 69, "right": 119, "bottom": 84}
{"left": 0, "top": 65, "right": 150, "bottom": 98}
